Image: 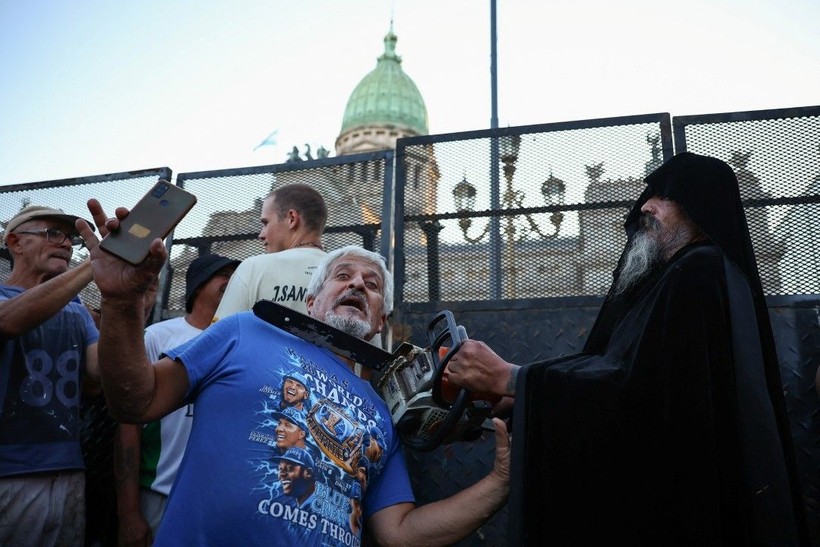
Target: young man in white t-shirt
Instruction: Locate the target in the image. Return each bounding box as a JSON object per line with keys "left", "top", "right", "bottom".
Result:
{"left": 214, "top": 183, "right": 327, "bottom": 320}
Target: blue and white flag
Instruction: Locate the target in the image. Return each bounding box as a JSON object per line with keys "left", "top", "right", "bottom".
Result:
{"left": 253, "top": 129, "right": 278, "bottom": 151}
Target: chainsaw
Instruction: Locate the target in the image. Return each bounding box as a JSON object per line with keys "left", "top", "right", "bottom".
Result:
{"left": 253, "top": 300, "right": 496, "bottom": 452}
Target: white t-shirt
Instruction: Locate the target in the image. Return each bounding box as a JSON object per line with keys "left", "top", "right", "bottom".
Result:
{"left": 214, "top": 247, "right": 326, "bottom": 320}
{"left": 140, "top": 316, "right": 202, "bottom": 495}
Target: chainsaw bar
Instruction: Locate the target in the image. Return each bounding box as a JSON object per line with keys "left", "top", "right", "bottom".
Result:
{"left": 252, "top": 300, "right": 394, "bottom": 371}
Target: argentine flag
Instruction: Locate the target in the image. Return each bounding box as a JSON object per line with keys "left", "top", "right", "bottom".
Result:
{"left": 253, "top": 129, "right": 278, "bottom": 151}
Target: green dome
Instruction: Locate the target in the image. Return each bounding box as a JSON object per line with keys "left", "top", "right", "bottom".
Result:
{"left": 340, "top": 29, "right": 428, "bottom": 136}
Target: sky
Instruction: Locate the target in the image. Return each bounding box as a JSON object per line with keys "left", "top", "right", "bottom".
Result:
{"left": 0, "top": 0, "right": 818, "bottom": 187}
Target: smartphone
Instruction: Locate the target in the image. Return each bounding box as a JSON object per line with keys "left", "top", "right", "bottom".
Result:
{"left": 99, "top": 180, "right": 197, "bottom": 265}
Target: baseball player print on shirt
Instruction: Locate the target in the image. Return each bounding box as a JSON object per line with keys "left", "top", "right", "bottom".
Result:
{"left": 248, "top": 344, "right": 390, "bottom": 546}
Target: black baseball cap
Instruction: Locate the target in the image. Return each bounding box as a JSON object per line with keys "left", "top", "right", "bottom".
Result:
{"left": 184, "top": 254, "right": 240, "bottom": 312}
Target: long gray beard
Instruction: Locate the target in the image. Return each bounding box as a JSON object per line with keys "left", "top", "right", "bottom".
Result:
{"left": 324, "top": 312, "right": 372, "bottom": 340}
{"left": 613, "top": 230, "right": 661, "bottom": 296}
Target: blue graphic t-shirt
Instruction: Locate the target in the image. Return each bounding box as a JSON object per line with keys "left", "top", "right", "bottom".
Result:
{"left": 0, "top": 285, "right": 99, "bottom": 476}
{"left": 158, "top": 312, "right": 414, "bottom": 546}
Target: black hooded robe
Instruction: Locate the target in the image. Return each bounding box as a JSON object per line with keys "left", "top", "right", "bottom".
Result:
{"left": 508, "top": 153, "right": 808, "bottom": 545}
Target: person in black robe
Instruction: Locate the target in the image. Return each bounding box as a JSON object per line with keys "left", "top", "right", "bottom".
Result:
{"left": 446, "top": 152, "right": 809, "bottom": 545}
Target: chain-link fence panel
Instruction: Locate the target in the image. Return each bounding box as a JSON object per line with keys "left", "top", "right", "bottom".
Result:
{"left": 0, "top": 167, "right": 171, "bottom": 313}
{"left": 166, "top": 152, "right": 394, "bottom": 318}
{"left": 673, "top": 105, "right": 820, "bottom": 296}
{"left": 395, "top": 114, "right": 673, "bottom": 304}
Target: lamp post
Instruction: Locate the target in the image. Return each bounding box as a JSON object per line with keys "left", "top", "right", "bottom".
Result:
{"left": 453, "top": 175, "right": 483, "bottom": 243}
{"left": 500, "top": 134, "right": 522, "bottom": 297}
{"left": 453, "top": 134, "right": 566, "bottom": 298}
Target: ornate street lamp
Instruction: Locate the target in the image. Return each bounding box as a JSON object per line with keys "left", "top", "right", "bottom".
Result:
{"left": 453, "top": 174, "right": 489, "bottom": 243}
{"left": 453, "top": 138, "right": 565, "bottom": 243}
{"left": 453, "top": 175, "right": 477, "bottom": 212}
{"left": 541, "top": 173, "right": 565, "bottom": 206}
{"left": 536, "top": 173, "right": 565, "bottom": 235}
{"left": 499, "top": 134, "right": 521, "bottom": 165}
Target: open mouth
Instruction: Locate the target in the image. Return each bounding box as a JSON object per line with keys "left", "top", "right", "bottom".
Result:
{"left": 335, "top": 291, "right": 366, "bottom": 313}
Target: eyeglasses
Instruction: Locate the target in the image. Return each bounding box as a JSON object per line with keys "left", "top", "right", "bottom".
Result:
{"left": 14, "top": 228, "right": 85, "bottom": 247}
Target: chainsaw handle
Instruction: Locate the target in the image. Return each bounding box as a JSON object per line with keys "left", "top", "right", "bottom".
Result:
{"left": 399, "top": 311, "right": 471, "bottom": 452}
{"left": 430, "top": 314, "right": 469, "bottom": 408}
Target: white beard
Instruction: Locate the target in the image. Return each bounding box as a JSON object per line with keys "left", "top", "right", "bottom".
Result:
{"left": 613, "top": 230, "right": 661, "bottom": 296}
{"left": 613, "top": 213, "right": 701, "bottom": 296}
{"left": 323, "top": 311, "right": 372, "bottom": 340}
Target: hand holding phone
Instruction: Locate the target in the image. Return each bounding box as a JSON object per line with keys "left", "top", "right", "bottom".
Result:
{"left": 99, "top": 180, "right": 197, "bottom": 265}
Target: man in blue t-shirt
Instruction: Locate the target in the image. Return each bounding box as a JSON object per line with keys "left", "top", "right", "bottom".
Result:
{"left": 0, "top": 205, "right": 101, "bottom": 546}
{"left": 82, "top": 197, "right": 510, "bottom": 547}
{"left": 114, "top": 252, "right": 240, "bottom": 544}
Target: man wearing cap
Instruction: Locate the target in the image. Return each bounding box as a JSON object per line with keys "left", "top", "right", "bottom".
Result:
{"left": 114, "top": 253, "right": 239, "bottom": 545}
{"left": 214, "top": 183, "right": 327, "bottom": 321}
{"left": 271, "top": 406, "right": 308, "bottom": 452}
{"left": 279, "top": 371, "right": 311, "bottom": 411}
{"left": 272, "top": 447, "right": 317, "bottom": 508}
{"left": 81, "top": 195, "right": 510, "bottom": 547}
{"left": 0, "top": 205, "right": 100, "bottom": 545}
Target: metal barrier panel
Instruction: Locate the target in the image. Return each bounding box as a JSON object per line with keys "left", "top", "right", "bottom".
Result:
{"left": 397, "top": 296, "right": 820, "bottom": 546}
{"left": 769, "top": 296, "right": 820, "bottom": 543}
{"left": 4, "top": 104, "right": 818, "bottom": 544}
{"left": 168, "top": 151, "right": 394, "bottom": 318}
{"left": 394, "top": 113, "right": 673, "bottom": 304}
{"left": 398, "top": 297, "right": 601, "bottom": 546}
{"left": 0, "top": 167, "right": 171, "bottom": 312}
{"left": 393, "top": 106, "right": 820, "bottom": 545}
{"left": 673, "top": 105, "right": 820, "bottom": 296}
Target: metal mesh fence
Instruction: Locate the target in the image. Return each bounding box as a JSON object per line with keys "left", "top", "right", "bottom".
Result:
{"left": 395, "top": 114, "right": 673, "bottom": 303}
{"left": 165, "top": 151, "right": 394, "bottom": 318}
{"left": 674, "top": 105, "right": 820, "bottom": 296}
{"left": 1, "top": 106, "right": 817, "bottom": 545}
{"left": 0, "top": 167, "right": 171, "bottom": 311}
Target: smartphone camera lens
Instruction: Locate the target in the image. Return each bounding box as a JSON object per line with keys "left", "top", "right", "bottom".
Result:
{"left": 151, "top": 182, "right": 170, "bottom": 198}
